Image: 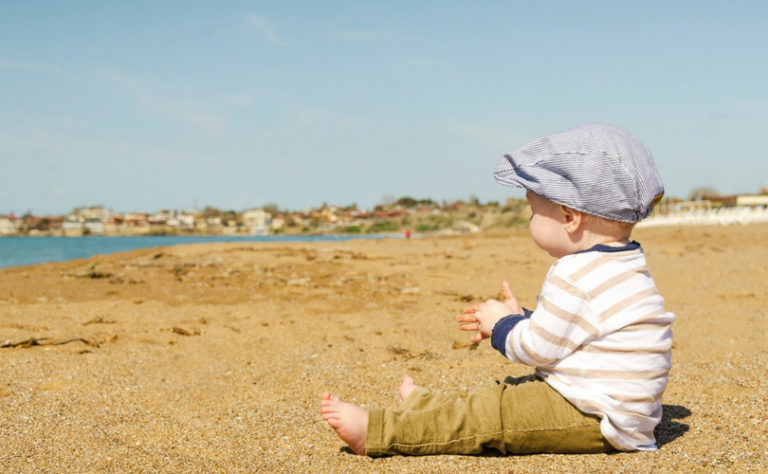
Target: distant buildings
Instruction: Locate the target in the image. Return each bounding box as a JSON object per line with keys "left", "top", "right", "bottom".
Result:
{"left": 639, "top": 193, "right": 768, "bottom": 227}
{"left": 736, "top": 195, "right": 768, "bottom": 207}
{"left": 3, "top": 189, "right": 767, "bottom": 237}
{"left": 0, "top": 205, "right": 286, "bottom": 237}
{"left": 0, "top": 215, "right": 19, "bottom": 235}
{"left": 242, "top": 209, "right": 272, "bottom": 235}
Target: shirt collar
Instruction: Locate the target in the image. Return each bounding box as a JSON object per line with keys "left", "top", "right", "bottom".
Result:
{"left": 574, "top": 240, "right": 641, "bottom": 255}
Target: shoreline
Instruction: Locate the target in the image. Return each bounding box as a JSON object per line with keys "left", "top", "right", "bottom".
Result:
{"left": 0, "top": 232, "right": 407, "bottom": 270}
{"left": 0, "top": 231, "right": 409, "bottom": 238}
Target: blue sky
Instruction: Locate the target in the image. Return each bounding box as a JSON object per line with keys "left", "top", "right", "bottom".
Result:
{"left": 2, "top": 1, "right": 766, "bottom": 215}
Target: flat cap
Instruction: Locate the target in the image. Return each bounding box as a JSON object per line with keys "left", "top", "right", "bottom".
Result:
{"left": 493, "top": 123, "right": 664, "bottom": 223}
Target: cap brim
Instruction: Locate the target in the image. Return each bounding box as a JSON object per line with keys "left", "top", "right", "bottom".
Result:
{"left": 493, "top": 154, "right": 527, "bottom": 189}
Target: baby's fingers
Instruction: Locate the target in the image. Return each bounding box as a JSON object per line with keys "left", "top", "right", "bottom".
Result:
{"left": 501, "top": 280, "right": 514, "bottom": 302}
{"left": 458, "top": 322, "right": 480, "bottom": 332}
{"left": 457, "top": 313, "right": 478, "bottom": 323}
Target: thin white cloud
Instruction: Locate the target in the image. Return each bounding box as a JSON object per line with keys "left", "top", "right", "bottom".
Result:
{"left": 137, "top": 94, "right": 226, "bottom": 138}
{"left": 254, "top": 103, "right": 368, "bottom": 142}
{"left": 333, "top": 29, "right": 405, "bottom": 41}
{"left": 255, "top": 104, "right": 330, "bottom": 140}
{"left": 103, "top": 70, "right": 227, "bottom": 138}
{"left": 407, "top": 57, "right": 438, "bottom": 66}
{"left": 223, "top": 94, "right": 256, "bottom": 106}
{"left": 708, "top": 111, "right": 730, "bottom": 122}
{"left": 246, "top": 14, "right": 286, "bottom": 46}
{"left": 0, "top": 129, "right": 216, "bottom": 168}
{"left": 0, "top": 58, "right": 61, "bottom": 74}
{"left": 103, "top": 71, "right": 140, "bottom": 91}
{"left": 0, "top": 129, "right": 142, "bottom": 156}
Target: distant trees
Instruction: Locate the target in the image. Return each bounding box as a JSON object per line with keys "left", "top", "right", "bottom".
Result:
{"left": 262, "top": 203, "right": 280, "bottom": 215}
{"left": 395, "top": 196, "right": 417, "bottom": 208}
{"left": 201, "top": 206, "right": 221, "bottom": 218}
{"left": 387, "top": 197, "right": 439, "bottom": 208}
{"left": 220, "top": 210, "right": 237, "bottom": 223}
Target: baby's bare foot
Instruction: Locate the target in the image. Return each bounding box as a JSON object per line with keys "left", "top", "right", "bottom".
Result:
{"left": 399, "top": 374, "right": 418, "bottom": 401}
{"left": 320, "top": 391, "right": 368, "bottom": 455}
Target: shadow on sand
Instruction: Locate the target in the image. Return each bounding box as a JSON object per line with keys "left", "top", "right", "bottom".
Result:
{"left": 655, "top": 404, "right": 691, "bottom": 447}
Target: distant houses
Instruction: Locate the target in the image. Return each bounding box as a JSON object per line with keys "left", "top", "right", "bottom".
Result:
{"left": 0, "top": 214, "right": 20, "bottom": 235}
{"left": 3, "top": 190, "right": 767, "bottom": 237}
{"left": 115, "top": 212, "right": 150, "bottom": 234}
{"left": 242, "top": 209, "right": 272, "bottom": 235}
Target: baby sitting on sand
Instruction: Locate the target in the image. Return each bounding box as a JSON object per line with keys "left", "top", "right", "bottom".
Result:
{"left": 321, "top": 123, "right": 675, "bottom": 456}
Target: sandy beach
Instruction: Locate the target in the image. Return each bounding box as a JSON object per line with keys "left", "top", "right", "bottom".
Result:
{"left": 1, "top": 224, "right": 766, "bottom": 472}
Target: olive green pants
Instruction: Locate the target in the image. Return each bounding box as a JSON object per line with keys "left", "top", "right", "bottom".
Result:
{"left": 366, "top": 375, "right": 614, "bottom": 456}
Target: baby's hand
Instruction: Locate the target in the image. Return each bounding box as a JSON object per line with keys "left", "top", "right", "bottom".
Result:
{"left": 457, "top": 281, "right": 523, "bottom": 343}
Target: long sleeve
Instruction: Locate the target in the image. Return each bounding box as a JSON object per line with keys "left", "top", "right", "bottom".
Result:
{"left": 504, "top": 270, "right": 596, "bottom": 367}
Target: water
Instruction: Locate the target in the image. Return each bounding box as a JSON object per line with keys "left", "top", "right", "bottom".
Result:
{"left": 0, "top": 234, "right": 393, "bottom": 269}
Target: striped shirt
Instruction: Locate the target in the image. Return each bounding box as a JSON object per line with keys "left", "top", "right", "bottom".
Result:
{"left": 493, "top": 241, "right": 674, "bottom": 451}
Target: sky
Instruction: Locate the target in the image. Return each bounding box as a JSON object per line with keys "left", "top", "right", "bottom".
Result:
{"left": 1, "top": 1, "right": 767, "bottom": 215}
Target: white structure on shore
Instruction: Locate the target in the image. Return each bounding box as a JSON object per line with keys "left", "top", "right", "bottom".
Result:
{"left": 242, "top": 208, "right": 272, "bottom": 235}
{"left": 638, "top": 196, "right": 768, "bottom": 227}
{"left": 0, "top": 215, "right": 19, "bottom": 235}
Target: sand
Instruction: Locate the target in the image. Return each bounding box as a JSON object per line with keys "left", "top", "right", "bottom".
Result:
{"left": 1, "top": 224, "right": 767, "bottom": 472}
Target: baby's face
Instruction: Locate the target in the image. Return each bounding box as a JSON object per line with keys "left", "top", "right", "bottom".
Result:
{"left": 525, "top": 191, "right": 572, "bottom": 258}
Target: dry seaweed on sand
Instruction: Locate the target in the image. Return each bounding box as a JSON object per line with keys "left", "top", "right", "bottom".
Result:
{"left": 1, "top": 337, "right": 99, "bottom": 349}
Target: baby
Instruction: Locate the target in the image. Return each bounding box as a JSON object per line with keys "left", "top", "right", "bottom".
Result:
{"left": 321, "top": 123, "right": 674, "bottom": 455}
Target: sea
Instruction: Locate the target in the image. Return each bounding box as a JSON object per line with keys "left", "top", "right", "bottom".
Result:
{"left": 0, "top": 234, "right": 394, "bottom": 269}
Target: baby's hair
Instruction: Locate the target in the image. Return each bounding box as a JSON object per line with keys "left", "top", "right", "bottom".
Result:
{"left": 580, "top": 212, "right": 635, "bottom": 238}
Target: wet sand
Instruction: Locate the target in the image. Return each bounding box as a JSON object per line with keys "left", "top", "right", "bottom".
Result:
{"left": 1, "top": 225, "right": 767, "bottom": 471}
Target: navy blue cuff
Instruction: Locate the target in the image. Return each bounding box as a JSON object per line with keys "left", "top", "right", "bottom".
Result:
{"left": 522, "top": 307, "right": 533, "bottom": 318}
{"left": 491, "top": 315, "right": 526, "bottom": 355}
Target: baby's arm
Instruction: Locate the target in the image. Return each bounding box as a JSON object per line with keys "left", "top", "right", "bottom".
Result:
{"left": 458, "top": 281, "right": 524, "bottom": 343}
{"left": 497, "top": 275, "right": 595, "bottom": 367}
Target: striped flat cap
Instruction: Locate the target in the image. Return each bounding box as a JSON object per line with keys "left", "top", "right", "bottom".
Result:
{"left": 493, "top": 123, "right": 664, "bottom": 223}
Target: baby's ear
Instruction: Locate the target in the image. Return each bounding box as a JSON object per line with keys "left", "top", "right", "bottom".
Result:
{"left": 560, "top": 205, "right": 583, "bottom": 233}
